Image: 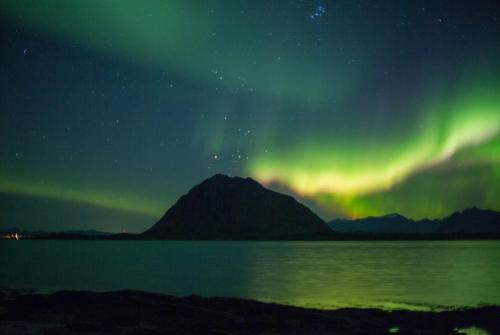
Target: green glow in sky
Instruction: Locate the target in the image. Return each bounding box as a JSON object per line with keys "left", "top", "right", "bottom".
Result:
{"left": 250, "top": 91, "right": 500, "bottom": 193}
{"left": 0, "top": 177, "right": 163, "bottom": 217}
{"left": 0, "top": 0, "right": 359, "bottom": 106}
{"left": 251, "top": 88, "right": 500, "bottom": 218}
{"left": 1, "top": 1, "right": 500, "bottom": 229}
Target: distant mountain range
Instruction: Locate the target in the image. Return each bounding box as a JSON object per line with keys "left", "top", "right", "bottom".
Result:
{"left": 3, "top": 175, "right": 500, "bottom": 240}
{"left": 142, "top": 174, "right": 332, "bottom": 239}
{"left": 328, "top": 207, "right": 500, "bottom": 234}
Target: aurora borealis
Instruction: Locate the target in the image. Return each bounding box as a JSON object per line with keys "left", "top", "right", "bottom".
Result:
{"left": 1, "top": 1, "right": 500, "bottom": 232}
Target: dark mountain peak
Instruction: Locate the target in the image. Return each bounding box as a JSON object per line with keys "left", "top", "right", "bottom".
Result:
{"left": 438, "top": 207, "right": 500, "bottom": 234}
{"left": 192, "top": 174, "right": 264, "bottom": 193}
{"left": 445, "top": 207, "right": 499, "bottom": 220}
{"left": 382, "top": 213, "right": 408, "bottom": 220}
{"left": 329, "top": 207, "right": 500, "bottom": 235}
{"left": 361, "top": 213, "right": 412, "bottom": 223}
{"left": 448, "top": 207, "right": 492, "bottom": 219}
{"left": 143, "top": 175, "right": 331, "bottom": 239}
{"left": 204, "top": 173, "right": 233, "bottom": 182}
{"left": 197, "top": 173, "right": 233, "bottom": 186}
{"left": 462, "top": 207, "right": 488, "bottom": 214}
{"left": 328, "top": 212, "right": 420, "bottom": 234}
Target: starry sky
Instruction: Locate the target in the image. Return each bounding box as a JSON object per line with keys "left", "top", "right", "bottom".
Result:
{"left": 1, "top": 1, "right": 500, "bottom": 232}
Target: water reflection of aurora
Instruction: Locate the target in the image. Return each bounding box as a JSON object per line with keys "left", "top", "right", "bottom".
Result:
{"left": 242, "top": 241, "right": 500, "bottom": 310}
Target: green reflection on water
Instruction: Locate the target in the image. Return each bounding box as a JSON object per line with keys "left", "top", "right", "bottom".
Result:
{"left": 1, "top": 240, "right": 499, "bottom": 310}
{"left": 241, "top": 241, "right": 500, "bottom": 310}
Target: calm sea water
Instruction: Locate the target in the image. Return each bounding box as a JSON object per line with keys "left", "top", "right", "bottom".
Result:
{"left": 1, "top": 240, "right": 499, "bottom": 310}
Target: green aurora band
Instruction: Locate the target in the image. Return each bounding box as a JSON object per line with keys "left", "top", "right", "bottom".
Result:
{"left": 1, "top": 1, "right": 500, "bottom": 223}
{"left": 0, "top": 178, "right": 163, "bottom": 217}
{"left": 251, "top": 87, "right": 500, "bottom": 218}
{"left": 0, "top": 0, "right": 355, "bottom": 106}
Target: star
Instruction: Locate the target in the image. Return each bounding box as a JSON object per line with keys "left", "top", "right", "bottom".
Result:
{"left": 309, "top": 3, "right": 326, "bottom": 22}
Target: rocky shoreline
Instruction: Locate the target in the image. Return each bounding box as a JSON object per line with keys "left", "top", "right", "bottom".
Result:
{"left": 0, "top": 289, "right": 498, "bottom": 334}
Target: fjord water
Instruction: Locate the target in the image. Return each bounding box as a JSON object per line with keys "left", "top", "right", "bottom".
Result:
{"left": 1, "top": 240, "right": 499, "bottom": 310}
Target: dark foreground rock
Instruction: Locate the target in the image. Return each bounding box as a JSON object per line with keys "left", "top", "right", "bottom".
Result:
{"left": 0, "top": 290, "right": 499, "bottom": 334}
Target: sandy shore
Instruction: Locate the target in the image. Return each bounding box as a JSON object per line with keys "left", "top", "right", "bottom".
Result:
{"left": 0, "top": 289, "right": 498, "bottom": 334}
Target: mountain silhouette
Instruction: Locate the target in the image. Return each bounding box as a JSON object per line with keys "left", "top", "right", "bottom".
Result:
{"left": 329, "top": 214, "right": 437, "bottom": 234}
{"left": 329, "top": 207, "right": 500, "bottom": 234}
{"left": 439, "top": 207, "right": 500, "bottom": 234}
{"left": 142, "top": 174, "right": 332, "bottom": 239}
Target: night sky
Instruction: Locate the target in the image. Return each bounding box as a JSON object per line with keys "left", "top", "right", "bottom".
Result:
{"left": 1, "top": 1, "right": 500, "bottom": 233}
